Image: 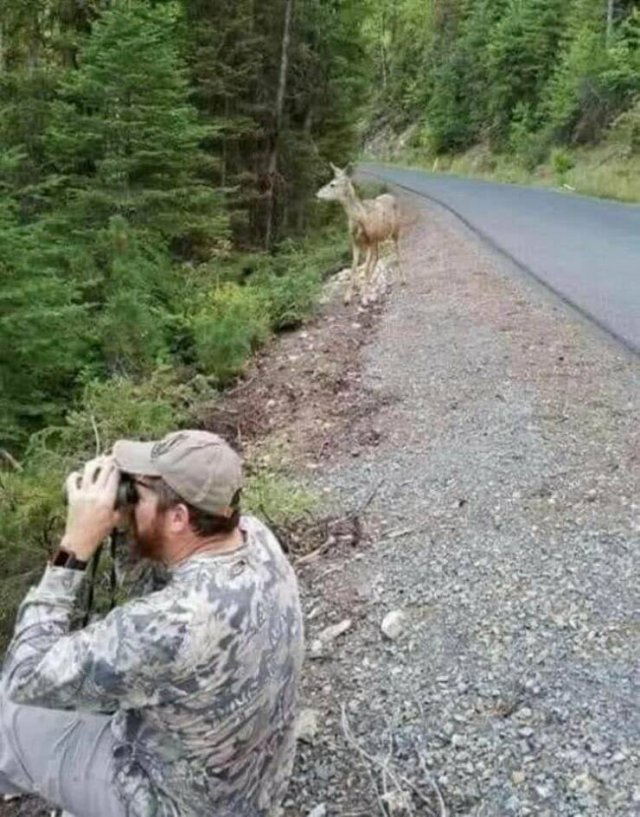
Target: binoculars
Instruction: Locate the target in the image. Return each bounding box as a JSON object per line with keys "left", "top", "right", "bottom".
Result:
{"left": 114, "top": 474, "right": 139, "bottom": 510}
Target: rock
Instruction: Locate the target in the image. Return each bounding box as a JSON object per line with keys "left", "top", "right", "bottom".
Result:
{"left": 381, "top": 610, "right": 407, "bottom": 640}
{"left": 512, "top": 770, "right": 526, "bottom": 785}
{"left": 308, "top": 805, "right": 327, "bottom": 817}
{"left": 569, "top": 773, "right": 597, "bottom": 794}
{"left": 319, "top": 618, "right": 352, "bottom": 643}
{"left": 295, "top": 709, "right": 320, "bottom": 744}
{"left": 381, "top": 790, "right": 412, "bottom": 814}
{"left": 505, "top": 795, "right": 520, "bottom": 813}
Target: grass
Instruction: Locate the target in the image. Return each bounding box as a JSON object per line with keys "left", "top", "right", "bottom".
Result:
{"left": 374, "top": 143, "right": 640, "bottom": 204}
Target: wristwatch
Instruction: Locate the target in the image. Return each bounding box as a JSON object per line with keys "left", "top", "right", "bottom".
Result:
{"left": 50, "top": 547, "right": 88, "bottom": 572}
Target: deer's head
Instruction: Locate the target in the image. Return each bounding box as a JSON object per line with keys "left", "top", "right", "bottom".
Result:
{"left": 316, "top": 163, "right": 355, "bottom": 202}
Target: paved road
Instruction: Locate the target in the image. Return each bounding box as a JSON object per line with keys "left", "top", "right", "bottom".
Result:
{"left": 361, "top": 163, "right": 640, "bottom": 354}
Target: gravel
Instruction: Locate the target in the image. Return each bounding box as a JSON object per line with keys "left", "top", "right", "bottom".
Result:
{"left": 286, "top": 193, "right": 639, "bottom": 817}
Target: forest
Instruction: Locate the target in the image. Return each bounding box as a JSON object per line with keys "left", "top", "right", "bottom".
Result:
{"left": 0, "top": 0, "right": 638, "bottom": 643}
{"left": 365, "top": 0, "right": 640, "bottom": 195}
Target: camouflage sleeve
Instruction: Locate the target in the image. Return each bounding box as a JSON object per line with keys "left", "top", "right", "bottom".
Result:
{"left": 3, "top": 565, "right": 190, "bottom": 712}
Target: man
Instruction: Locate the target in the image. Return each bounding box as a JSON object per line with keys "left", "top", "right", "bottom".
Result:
{"left": 0, "top": 430, "right": 304, "bottom": 817}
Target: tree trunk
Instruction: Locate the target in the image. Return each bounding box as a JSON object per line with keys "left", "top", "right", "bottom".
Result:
{"left": 265, "top": 0, "right": 293, "bottom": 249}
{"left": 379, "top": 6, "right": 388, "bottom": 89}
{"left": 606, "top": 0, "right": 615, "bottom": 45}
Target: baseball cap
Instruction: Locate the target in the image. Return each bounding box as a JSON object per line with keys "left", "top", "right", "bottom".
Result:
{"left": 112, "top": 430, "right": 243, "bottom": 516}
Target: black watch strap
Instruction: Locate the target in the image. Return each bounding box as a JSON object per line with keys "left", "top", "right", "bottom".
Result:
{"left": 51, "top": 547, "right": 88, "bottom": 571}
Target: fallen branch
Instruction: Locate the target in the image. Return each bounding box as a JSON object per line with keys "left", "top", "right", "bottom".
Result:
{"left": 0, "top": 449, "right": 23, "bottom": 471}
{"left": 358, "top": 477, "right": 384, "bottom": 515}
{"left": 416, "top": 753, "right": 447, "bottom": 817}
{"left": 340, "top": 704, "right": 439, "bottom": 817}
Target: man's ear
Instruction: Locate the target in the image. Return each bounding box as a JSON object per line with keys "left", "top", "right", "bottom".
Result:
{"left": 167, "top": 502, "right": 191, "bottom": 532}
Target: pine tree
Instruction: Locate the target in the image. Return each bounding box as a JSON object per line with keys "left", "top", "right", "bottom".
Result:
{"left": 0, "top": 165, "right": 91, "bottom": 447}
{"left": 45, "top": 0, "right": 228, "bottom": 253}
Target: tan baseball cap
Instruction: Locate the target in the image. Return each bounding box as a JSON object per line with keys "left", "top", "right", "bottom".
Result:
{"left": 113, "top": 430, "right": 243, "bottom": 516}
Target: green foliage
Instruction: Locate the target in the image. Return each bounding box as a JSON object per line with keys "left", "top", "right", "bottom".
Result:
{"left": 248, "top": 228, "right": 345, "bottom": 330}
{"left": 365, "top": 0, "right": 639, "bottom": 190}
{"left": 45, "top": 1, "right": 228, "bottom": 251}
{"left": 608, "top": 96, "right": 640, "bottom": 154}
{"left": 550, "top": 147, "right": 575, "bottom": 183}
{"left": 245, "top": 469, "right": 318, "bottom": 528}
{"left": 0, "top": 209, "right": 94, "bottom": 447}
{"left": 192, "top": 284, "right": 271, "bottom": 384}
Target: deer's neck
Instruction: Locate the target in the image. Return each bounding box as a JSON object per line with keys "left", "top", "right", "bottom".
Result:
{"left": 341, "top": 185, "right": 366, "bottom": 222}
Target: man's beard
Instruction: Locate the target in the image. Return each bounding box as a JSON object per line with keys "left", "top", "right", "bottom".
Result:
{"left": 133, "top": 511, "right": 166, "bottom": 561}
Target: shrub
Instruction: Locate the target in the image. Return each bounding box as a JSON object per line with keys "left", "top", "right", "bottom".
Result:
{"left": 192, "top": 283, "right": 271, "bottom": 384}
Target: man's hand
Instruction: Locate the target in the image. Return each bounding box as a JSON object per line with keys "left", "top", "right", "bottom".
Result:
{"left": 61, "top": 455, "right": 121, "bottom": 562}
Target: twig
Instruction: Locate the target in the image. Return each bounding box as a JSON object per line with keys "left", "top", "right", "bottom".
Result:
{"left": 341, "top": 705, "right": 441, "bottom": 817}
{"left": 358, "top": 477, "right": 384, "bottom": 514}
{"left": 341, "top": 705, "right": 428, "bottom": 817}
{"left": 341, "top": 705, "right": 388, "bottom": 817}
{"left": 417, "top": 752, "right": 447, "bottom": 817}
{"left": 0, "top": 449, "right": 23, "bottom": 471}
{"left": 295, "top": 545, "right": 325, "bottom": 565}
{"left": 90, "top": 414, "right": 101, "bottom": 457}
{"left": 225, "top": 374, "right": 257, "bottom": 397}
{"left": 381, "top": 524, "right": 432, "bottom": 542}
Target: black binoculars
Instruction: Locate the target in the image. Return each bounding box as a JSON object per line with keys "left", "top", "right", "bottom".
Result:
{"left": 114, "top": 474, "right": 140, "bottom": 510}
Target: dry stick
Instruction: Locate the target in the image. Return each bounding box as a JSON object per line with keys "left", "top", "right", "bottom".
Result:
{"left": 340, "top": 705, "right": 393, "bottom": 817}
{"left": 417, "top": 753, "right": 447, "bottom": 817}
{"left": 0, "top": 448, "right": 23, "bottom": 471}
{"left": 411, "top": 696, "right": 447, "bottom": 817}
{"left": 341, "top": 705, "right": 435, "bottom": 817}
{"left": 90, "top": 413, "right": 101, "bottom": 456}
{"left": 225, "top": 374, "right": 257, "bottom": 397}
{"left": 382, "top": 721, "right": 417, "bottom": 817}
{"left": 358, "top": 477, "right": 384, "bottom": 515}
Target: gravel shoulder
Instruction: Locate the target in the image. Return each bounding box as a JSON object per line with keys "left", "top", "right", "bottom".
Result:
{"left": 285, "top": 192, "right": 640, "bottom": 817}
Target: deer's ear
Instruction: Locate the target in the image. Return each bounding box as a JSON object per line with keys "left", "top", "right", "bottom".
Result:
{"left": 330, "top": 162, "right": 341, "bottom": 175}
{"left": 344, "top": 162, "right": 354, "bottom": 177}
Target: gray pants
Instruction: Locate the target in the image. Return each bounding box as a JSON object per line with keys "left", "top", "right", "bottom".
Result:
{"left": 0, "top": 685, "right": 126, "bottom": 817}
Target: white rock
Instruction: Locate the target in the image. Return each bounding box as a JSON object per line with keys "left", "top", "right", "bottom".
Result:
{"left": 295, "top": 708, "right": 320, "bottom": 744}
{"left": 381, "top": 791, "right": 412, "bottom": 814}
{"left": 381, "top": 609, "right": 407, "bottom": 640}
{"left": 318, "top": 618, "right": 352, "bottom": 643}
{"left": 309, "top": 639, "right": 324, "bottom": 656}
{"left": 308, "top": 805, "right": 327, "bottom": 817}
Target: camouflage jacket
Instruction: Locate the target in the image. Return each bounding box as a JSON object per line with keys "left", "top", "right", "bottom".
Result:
{"left": 3, "top": 515, "right": 304, "bottom": 817}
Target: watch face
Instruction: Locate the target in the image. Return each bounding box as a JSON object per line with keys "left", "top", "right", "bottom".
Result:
{"left": 52, "top": 548, "right": 72, "bottom": 567}
{"left": 51, "top": 549, "right": 86, "bottom": 570}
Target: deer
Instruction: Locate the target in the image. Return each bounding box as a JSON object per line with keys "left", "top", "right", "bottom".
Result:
{"left": 316, "top": 163, "right": 404, "bottom": 305}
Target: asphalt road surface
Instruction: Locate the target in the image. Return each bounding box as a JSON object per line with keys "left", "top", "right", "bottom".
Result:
{"left": 361, "top": 163, "right": 640, "bottom": 354}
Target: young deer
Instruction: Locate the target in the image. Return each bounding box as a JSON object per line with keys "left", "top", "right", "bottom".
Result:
{"left": 316, "top": 163, "right": 404, "bottom": 305}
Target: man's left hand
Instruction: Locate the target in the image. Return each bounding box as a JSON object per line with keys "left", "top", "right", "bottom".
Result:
{"left": 61, "top": 455, "right": 121, "bottom": 562}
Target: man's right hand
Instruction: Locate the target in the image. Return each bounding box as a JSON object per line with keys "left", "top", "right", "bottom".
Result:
{"left": 61, "top": 455, "right": 121, "bottom": 562}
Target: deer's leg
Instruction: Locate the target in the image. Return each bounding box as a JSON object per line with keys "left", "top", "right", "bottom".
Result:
{"left": 344, "top": 240, "right": 360, "bottom": 305}
{"left": 361, "top": 243, "right": 378, "bottom": 306}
